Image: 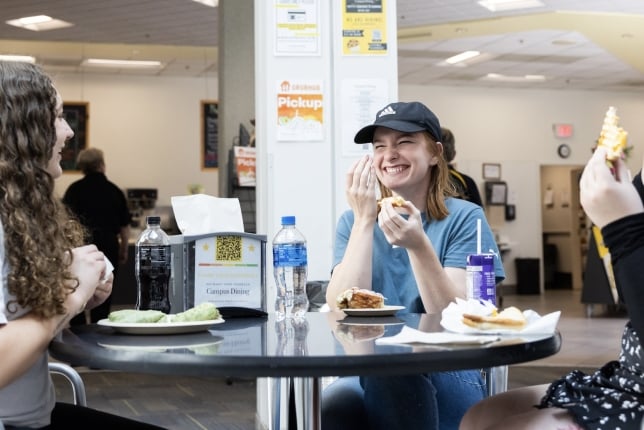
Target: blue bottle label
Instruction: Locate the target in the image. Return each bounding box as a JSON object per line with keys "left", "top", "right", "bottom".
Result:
{"left": 273, "top": 243, "right": 307, "bottom": 267}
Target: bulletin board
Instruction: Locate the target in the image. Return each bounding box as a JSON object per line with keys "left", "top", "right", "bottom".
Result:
{"left": 201, "top": 100, "right": 219, "bottom": 169}
{"left": 61, "top": 102, "right": 89, "bottom": 172}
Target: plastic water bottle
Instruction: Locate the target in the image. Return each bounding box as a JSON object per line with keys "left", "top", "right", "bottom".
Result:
{"left": 466, "top": 253, "right": 496, "bottom": 305}
{"left": 135, "top": 215, "right": 172, "bottom": 313}
{"left": 273, "top": 216, "right": 308, "bottom": 321}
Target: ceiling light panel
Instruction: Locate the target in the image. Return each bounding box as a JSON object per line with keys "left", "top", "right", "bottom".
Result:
{"left": 477, "top": 0, "right": 544, "bottom": 12}
{"left": 5, "top": 15, "right": 73, "bottom": 31}
{"left": 0, "top": 55, "right": 36, "bottom": 63}
{"left": 445, "top": 50, "right": 481, "bottom": 64}
{"left": 82, "top": 58, "right": 163, "bottom": 68}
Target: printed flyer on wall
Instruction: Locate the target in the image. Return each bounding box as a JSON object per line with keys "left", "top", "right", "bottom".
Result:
{"left": 276, "top": 79, "right": 324, "bottom": 141}
{"left": 274, "top": 0, "right": 321, "bottom": 55}
{"left": 233, "top": 146, "right": 256, "bottom": 187}
{"left": 340, "top": 78, "right": 389, "bottom": 156}
{"left": 342, "top": 0, "right": 387, "bottom": 56}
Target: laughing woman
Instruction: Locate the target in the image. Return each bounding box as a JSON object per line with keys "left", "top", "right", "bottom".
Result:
{"left": 322, "top": 101, "right": 505, "bottom": 430}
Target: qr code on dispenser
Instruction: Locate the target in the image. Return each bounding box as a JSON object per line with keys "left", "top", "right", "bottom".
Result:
{"left": 215, "top": 236, "right": 242, "bottom": 261}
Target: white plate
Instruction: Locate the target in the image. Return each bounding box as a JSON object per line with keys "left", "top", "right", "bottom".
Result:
{"left": 97, "top": 318, "right": 225, "bottom": 335}
{"left": 342, "top": 305, "right": 405, "bottom": 317}
{"left": 440, "top": 298, "right": 561, "bottom": 335}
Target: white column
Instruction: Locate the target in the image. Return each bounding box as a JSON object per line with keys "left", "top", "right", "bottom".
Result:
{"left": 254, "top": 1, "right": 398, "bottom": 428}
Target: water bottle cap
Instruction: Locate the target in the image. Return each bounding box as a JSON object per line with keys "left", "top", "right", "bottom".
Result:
{"left": 281, "top": 216, "right": 296, "bottom": 225}
{"left": 146, "top": 216, "right": 161, "bottom": 225}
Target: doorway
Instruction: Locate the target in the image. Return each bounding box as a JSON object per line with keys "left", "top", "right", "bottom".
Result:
{"left": 539, "top": 165, "right": 589, "bottom": 290}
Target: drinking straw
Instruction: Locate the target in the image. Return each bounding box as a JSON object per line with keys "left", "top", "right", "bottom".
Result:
{"left": 476, "top": 218, "right": 482, "bottom": 254}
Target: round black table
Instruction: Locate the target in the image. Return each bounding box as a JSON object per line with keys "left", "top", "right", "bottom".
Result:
{"left": 49, "top": 311, "right": 561, "bottom": 430}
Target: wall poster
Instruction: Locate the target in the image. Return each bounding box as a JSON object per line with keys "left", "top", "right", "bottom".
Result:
{"left": 342, "top": 0, "right": 387, "bottom": 56}
{"left": 62, "top": 102, "right": 89, "bottom": 172}
{"left": 274, "top": 0, "right": 321, "bottom": 56}
{"left": 276, "top": 79, "right": 324, "bottom": 141}
{"left": 201, "top": 100, "right": 219, "bottom": 169}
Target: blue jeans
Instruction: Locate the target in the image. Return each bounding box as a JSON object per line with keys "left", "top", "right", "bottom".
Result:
{"left": 321, "top": 371, "right": 486, "bottom": 430}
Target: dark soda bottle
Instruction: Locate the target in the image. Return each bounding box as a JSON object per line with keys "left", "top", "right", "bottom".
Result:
{"left": 135, "top": 216, "right": 171, "bottom": 313}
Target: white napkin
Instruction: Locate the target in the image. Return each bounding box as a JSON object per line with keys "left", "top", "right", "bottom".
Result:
{"left": 102, "top": 256, "right": 114, "bottom": 282}
{"left": 376, "top": 326, "right": 500, "bottom": 345}
{"left": 440, "top": 298, "right": 561, "bottom": 335}
{"left": 171, "top": 194, "right": 244, "bottom": 235}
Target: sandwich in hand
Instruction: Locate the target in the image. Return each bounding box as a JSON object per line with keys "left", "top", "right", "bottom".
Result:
{"left": 377, "top": 195, "right": 405, "bottom": 208}
{"left": 461, "top": 306, "right": 527, "bottom": 331}
{"left": 597, "top": 106, "right": 628, "bottom": 164}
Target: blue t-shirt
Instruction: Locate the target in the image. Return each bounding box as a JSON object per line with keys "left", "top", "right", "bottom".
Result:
{"left": 333, "top": 197, "right": 505, "bottom": 313}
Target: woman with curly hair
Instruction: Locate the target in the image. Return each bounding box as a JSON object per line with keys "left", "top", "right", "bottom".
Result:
{"left": 0, "top": 61, "right": 164, "bottom": 429}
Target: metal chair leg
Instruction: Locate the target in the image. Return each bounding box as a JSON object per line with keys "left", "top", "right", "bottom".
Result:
{"left": 48, "top": 362, "right": 87, "bottom": 406}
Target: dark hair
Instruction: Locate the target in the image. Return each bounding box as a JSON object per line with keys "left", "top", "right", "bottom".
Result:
{"left": 0, "top": 61, "right": 84, "bottom": 318}
{"left": 441, "top": 127, "right": 456, "bottom": 162}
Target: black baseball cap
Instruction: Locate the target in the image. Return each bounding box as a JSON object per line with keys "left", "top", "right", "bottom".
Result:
{"left": 354, "top": 101, "right": 442, "bottom": 144}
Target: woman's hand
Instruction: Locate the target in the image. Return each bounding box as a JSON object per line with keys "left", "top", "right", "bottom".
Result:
{"left": 377, "top": 200, "right": 426, "bottom": 249}
{"left": 580, "top": 147, "right": 643, "bottom": 228}
{"left": 84, "top": 272, "right": 113, "bottom": 311}
{"left": 346, "top": 155, "right": 377, "bottom": 222}
{"left": 65, "top": 245, "right": 110, "bottom": 315}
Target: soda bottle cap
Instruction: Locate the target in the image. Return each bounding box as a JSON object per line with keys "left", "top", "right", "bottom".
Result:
{"left": 281, "top": 216, "right": 296, "bottom": 225}
{"left": 146, "top": 216, "right": 161, "bottom": 225}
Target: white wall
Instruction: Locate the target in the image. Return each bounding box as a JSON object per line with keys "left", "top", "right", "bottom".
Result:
{"left": 52, "top": 73, "right": 218, "bottom": 205}
{"left": 400, "top": 84, "right": 644, "bottom": 284}
{"left": 48, "top": 73, "right": 644, "bottom": 288}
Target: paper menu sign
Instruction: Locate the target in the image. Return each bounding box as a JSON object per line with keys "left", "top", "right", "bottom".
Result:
{"left": 233, "top": 146, "right": 256, "bottom": 187}
{"left": 191, "top": 233, "right": 265, "bottom": 310}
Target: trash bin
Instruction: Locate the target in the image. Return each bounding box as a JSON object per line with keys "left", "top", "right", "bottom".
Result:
{"left": 515, "top": 258, "right": 540, "bottom": 294}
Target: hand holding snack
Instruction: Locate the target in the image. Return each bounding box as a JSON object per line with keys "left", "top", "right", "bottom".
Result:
{"left": 597, "top": 106, "right": 628, "bottom": 165}
{"left": 377, "top": 195, "right": 406, "bottom": 209}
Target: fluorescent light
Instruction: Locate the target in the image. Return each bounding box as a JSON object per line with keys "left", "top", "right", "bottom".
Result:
{"left": 6, "top": 15, "right": 73, "bottom": 31}
{"left": 82, "top": 58, "right": 163, "bottom": 68}
{"left": 192, "top": 0, "right": 219, "bottom": 7}
{"left": 0, "top": 55, "right": 36, "bottom": 63}
{"left": 445, "top": 51, "right": 480, "bottom": 65}
{"left": 477, "top": 0, "right": 544, "bottom": 12}
{"left": 485, "top": 73, "right": 545, "bottom": 82}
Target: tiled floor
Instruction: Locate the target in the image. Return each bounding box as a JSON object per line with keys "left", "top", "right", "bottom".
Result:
{"left": 53, "top": 289, "right": 628, "bottom": 430}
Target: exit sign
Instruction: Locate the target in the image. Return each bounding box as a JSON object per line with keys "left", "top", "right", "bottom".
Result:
{"left": 553, "top": 123, "right": 573, "bottom": 138}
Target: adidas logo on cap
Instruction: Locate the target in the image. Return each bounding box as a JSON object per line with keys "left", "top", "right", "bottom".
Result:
{"left": 378, "top": 105, "right": 396, "bottom": 118}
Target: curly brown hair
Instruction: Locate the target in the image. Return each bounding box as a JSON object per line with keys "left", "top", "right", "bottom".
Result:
{"left": 0, "top": 61, "right": 85, "bottom": 318}
{"left": 378, "top": 130, "right": 458, "bottom": 221}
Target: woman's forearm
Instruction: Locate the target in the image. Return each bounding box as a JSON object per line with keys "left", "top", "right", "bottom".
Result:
{"left": 326, "top": 220, "right": 375, "bottom": 307}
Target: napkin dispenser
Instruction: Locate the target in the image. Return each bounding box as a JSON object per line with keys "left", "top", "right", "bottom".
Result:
{"left": 169, "top": 232, "right": 268, "bottom": 317}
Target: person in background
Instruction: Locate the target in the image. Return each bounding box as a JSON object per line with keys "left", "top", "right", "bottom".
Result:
{"left": 322, "top": 101, "right": 505, "bottom": 430}
{"left": 64, "top": 147, "right": 131, "bottom": 324}
{"left": 459, "top": 146, "right": 644, "bottom": 430}
{"left": 0, "top": 61, "right": 164, "bottom": 429}
{"left": 441, "top": 127, "right": 483, "bottom": 206}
